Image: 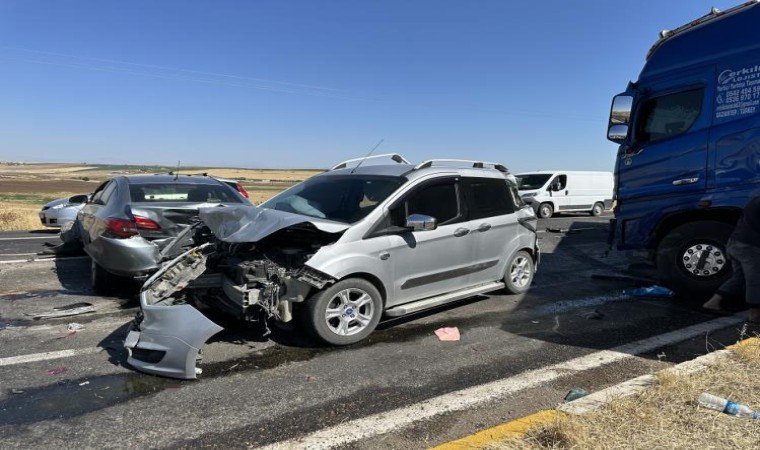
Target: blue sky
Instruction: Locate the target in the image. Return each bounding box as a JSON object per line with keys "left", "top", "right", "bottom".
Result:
{"left": 0, "top": 0, "right": 742, "bottom": 171}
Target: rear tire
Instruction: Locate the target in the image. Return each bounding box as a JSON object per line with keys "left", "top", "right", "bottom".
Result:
{"left": 503, "top": 250, "right": 534, "bottom": 294}
{"left": 655, "top": 221, "right": 733, "bottom": 301}
{"left": 91, "top": 259, "right": 113, "bottom": 294}
{"left": 538, "top": 203, "right": 554, "bottom": 219}
{"left": 304, "top": 278, "right": 383, "bottom": 345}
{"left": 591, "top": 202, "right": 604, "bottom": 216}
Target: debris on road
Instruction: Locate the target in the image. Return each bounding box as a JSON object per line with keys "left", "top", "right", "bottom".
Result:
{"left": 624, "top": 285, "right": 675, "bottom": 298}
{"left": 45, "top": 367, "right": 67, "bottom": 376}
{"left": 10, "top": 388, "right": 24, "bottom": 395}
{"left": 79, "top": 381, "right": 90, "bottom": 386}
{"left": 590, "top": 273, "right": 656, "bottom": 285}
{"left": 67, "top": 322, "right": 86, "bottom": 333}
{"left": 564, "top": 388, "right": 589, "bottom": 402}
{"left": 26, "top": 302, "right": 96, "bottom": 320}
{"left": 435, "top": 327, "right": 461, "bottom": 341}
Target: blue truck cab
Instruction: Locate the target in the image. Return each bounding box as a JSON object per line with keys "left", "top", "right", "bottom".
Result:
{"left": 607, "top": 1, "right": 760, "bottom": 298}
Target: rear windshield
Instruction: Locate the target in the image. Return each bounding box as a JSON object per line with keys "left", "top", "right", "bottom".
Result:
{"left": 261, "top": 175, "right": 405, "bottom": 223}
{"left": 516, "top": 174, "right": 552, "bottom": 190}
{"left": 129, "top": 183, "right": 243, "bottom": 203}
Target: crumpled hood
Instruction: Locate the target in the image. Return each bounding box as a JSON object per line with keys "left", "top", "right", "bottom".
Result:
{"left": 198, "top": 205, "right": 350, "bottom": 243}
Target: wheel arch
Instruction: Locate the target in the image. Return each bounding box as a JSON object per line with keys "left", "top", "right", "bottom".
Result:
{"left": 338, "top": 272, "right": 388, "bottom": 307}
{"left": 651, "top": 208, "right": 740, "bottom": 248}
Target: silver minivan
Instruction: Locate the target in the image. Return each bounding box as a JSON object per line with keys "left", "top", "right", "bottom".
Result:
{"left": 125, "top": 155, "right": 539, "bottom": 379}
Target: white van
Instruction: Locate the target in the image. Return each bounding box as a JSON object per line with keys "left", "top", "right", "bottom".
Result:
{"left": 515, "top": 171, "right": 613, "bottom": 218}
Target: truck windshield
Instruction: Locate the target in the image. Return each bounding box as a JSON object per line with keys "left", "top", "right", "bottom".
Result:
{"left": 516, "top": 174, "right": 551, "bottom": 191}
{"left": 261, "top": 175, "right": 406, "bottom": 224}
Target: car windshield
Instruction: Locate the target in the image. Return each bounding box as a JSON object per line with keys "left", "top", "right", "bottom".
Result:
{"left": 516, "top": 174, "right": 552, "bottom": 191}
{"left": 129, "top": 183, "right": 243, "bottom": 203}
{"left": 261, "top": 175, "right": 406, "bottom": 223}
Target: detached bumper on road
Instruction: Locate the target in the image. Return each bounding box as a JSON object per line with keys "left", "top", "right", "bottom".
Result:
{"left": 125, "top": 244, "right": 223, "bottom": 379}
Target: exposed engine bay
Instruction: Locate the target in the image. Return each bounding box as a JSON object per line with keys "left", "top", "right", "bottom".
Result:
{"left": 126, "top": 206, "right": 348, "bottom": 379}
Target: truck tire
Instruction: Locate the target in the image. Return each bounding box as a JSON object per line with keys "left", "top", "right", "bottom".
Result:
{"left": 538, "top": 203, "right": 554, "bottom": 219}
{"left": 304, "top": 278, "right": 383, "bottom": 345}
{"left": 655, "top": 221, "right": 733, "bottom": 301}
{"left": 591, "top": 202, "right": 605, "bottom": 216}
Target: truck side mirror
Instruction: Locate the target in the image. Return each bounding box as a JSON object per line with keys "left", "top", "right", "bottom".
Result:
{"left": 608, "top": 94, "right": 633, "bottom": 143}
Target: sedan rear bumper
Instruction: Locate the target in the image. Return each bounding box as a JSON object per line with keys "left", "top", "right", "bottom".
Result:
{"left": 88, "top": 235, "right": 161, "bottom": 277}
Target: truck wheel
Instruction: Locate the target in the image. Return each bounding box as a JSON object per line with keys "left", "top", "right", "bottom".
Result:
{"left": 304, "top": 278, "right": 383, "bottom": 345}
{"left": 591, "top": 202, "right": 604, "bottom": 216}
{"left": 538, "top": 203, "right": 554, "bottom": 219}
{"left": 503, "top": 250, "right": 534, "bottom": 294}
{"left": 655, "top": 221, "right": 733, "bottom": 301}
{"left": 91, "top": 259, "right": 113, "bottom": 294}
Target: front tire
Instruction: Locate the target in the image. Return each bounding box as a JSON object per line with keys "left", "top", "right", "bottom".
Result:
{"left": 503, "top": 250, "right": 534, "bottom": 294}
{"left": 538, "top": 203, "right": 554, "bottom": 219}
{"left": 304, "top": 278, "right": 383, "bottom": 345}
{"left": 655, "top": 220, "right": 733, "bottom": 301}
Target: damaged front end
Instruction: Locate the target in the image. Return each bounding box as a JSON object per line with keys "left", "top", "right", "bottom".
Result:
{"left": 125, "top": 206, "right": 343, "bottom": 379}
{"left": 125, "top": 243, "right": 223, "bottom": 379}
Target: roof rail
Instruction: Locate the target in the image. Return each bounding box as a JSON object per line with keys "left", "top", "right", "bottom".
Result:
{"left": 413, "top": 159, "right": 509, "bottom": 173}
{"left": 330, "top": 153, "right": 411, "bottom": 170}
{"left": 647, "top": 0, "right": 760, "bottom": 60}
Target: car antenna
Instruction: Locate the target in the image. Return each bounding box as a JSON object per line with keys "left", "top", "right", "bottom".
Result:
{"left": 174, "top": 160, "right": 180, "bottom": 180}
{"left": 350, "top": 139, "right": 384, "bottom": 174}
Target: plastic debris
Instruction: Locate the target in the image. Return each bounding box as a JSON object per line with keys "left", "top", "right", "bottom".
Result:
{"left": 26, "top": 302, "right": 96, "bottom": 320}
{"left": 67, "top": 323, "right": 86, "bottom": 333}
{"left": 434, "top": 327, "right": 461, "bottom": 341}
{"left": 10, "top": 388, "right": 24, "bottom": 395}
{"left": 581, "top": 310, "right": 604, "bottom": 320}
{"left": 564, "top": 388, "right": 590, "bottom": 402}
{"left": 79, "top": 381, "right": 90, "bottom": 386}
{"left": 624, "top": 285, "right": 675, "bottom": 298}
{"left": 45, "top": 367, "right": 67, "bottom": 376}
{"left": 698, "top": 393, "right": 760, "bottom": 419}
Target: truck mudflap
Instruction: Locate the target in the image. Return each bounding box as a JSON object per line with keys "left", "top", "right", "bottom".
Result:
{"left": 125, "top": 243, "right": 223, "bottom": 379}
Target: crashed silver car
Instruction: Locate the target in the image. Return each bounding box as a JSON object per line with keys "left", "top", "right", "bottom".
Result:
{"left": 77, "top": 174, "right": 249, "bottom": 292}
{"left": 125, "top": 155, "right": 539, "bottom": 379}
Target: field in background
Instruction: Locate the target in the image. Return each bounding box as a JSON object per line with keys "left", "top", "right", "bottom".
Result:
{"left": 0, "top": 162, "right": 320, "bottom": 231}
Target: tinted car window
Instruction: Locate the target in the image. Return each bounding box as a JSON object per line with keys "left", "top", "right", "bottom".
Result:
{"left": 635, "top": 88, "right": 703, "bottom": 143}
{"left": 465, "top": 178, "right": 515, "bottom": 220}
{"left": 262, "top": 175, "right": 405, "bottom": 223}
{"left": 390, "top": 179, "right": 462, "bottom": 226}
{"left": 128, "top": 183, "right": 242, "bottom": 203}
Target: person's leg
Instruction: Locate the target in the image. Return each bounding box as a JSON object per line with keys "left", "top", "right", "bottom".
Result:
{"left": 703, "top": 240, "right": 743, "bottom": 312}
{"left": 734, "top": 242, "right": 760, "bottom": 323}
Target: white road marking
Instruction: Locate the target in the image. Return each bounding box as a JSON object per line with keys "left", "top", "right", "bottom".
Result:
{"left": 0, "top": 236, "right": 59, "bottom": 241}
{"left": 0, "top": 256, "right": 88, "bottom": 265}
{"left": 259, "top": 315, "right": 743, "bottom": 450}
{"left": 0, "top": 347, "right": 101, "bottom": 367}
{"left": 0, "top": 252, "right": 39, "bottom": 256}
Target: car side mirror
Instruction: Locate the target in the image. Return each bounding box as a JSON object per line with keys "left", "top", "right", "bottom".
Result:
{"left": 406, "top": 214, "right": 437, "bottom": 231}
{"left": 68, "top": 194, "right": 89, "bottom": 204}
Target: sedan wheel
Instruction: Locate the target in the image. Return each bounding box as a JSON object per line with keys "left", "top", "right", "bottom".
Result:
{"left": 305, "top": 278, "right": 382, "bottom": 345}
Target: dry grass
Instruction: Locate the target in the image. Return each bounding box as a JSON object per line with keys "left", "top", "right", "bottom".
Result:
{"left": 497, "top": 337, "right": 760, "bottom": 449}
{"left": 0, "top": 202, "right": 46, "bottom": 231}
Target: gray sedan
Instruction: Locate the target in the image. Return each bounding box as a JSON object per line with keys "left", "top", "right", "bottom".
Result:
{"left": 77, "top": 174, "right": 248, "bottom": 292}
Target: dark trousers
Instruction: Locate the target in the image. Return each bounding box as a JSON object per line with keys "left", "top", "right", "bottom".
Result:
{"left": 717, "top": 239, "right": 760, "bottom": 307}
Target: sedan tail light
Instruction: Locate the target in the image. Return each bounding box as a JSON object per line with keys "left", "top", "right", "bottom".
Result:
{"left": 134, "top": 215, "right": 161, "bottom": 231}
{"left": 105, "top": 218, "right": 138, "bottom": 238}
{"left": 235, "top": 183, "right": 250, "bottom": 198}
{"left": 105, "top": 215, "right": 160, "bottom": 238}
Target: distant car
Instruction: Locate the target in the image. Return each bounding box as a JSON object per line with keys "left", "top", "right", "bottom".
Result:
{"left": 39, "top": 194, "right": 90, "bottom": 228}
{"left": 212, "top": 177, "right": 250, "bottom": 200}
{"left": 77, "top": 174, "right": 249, "bottom": 292}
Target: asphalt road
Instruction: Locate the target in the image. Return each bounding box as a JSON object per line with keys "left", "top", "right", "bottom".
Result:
{"left": 0, "top": 214, "right": 755, "bottom": 449}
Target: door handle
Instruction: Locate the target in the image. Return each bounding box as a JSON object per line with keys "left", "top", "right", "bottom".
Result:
{"left": 672, "top": 177, "right": 699, "bottom": 186}
{"left": 477, "top": 223, "right": 491, "bottom": 232}
{"left": 379, "top": 251, "right": 390, "bottom": 260}
{"left": 454, "top": 228, "right": 470, "bottom": 237}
